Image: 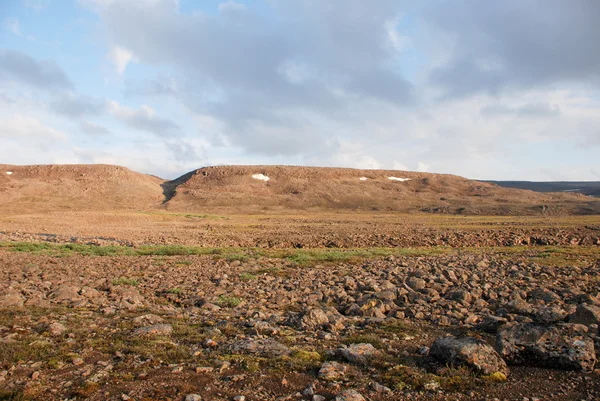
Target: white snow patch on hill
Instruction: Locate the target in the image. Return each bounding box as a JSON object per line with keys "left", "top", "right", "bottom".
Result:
{"left": 252, "top": 173, "right": 270, "bottom": 182}
{"left": 359, "top": 177, "right": 368, "bottom": 181}
{"left": 6, "top": 171, "right": 13, "bottom": 175}
{"left": 388, "top": 176, "right": 411, "bottom": 182}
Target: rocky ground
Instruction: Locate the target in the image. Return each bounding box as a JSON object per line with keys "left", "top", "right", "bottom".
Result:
{"left": 1, "top": 245, "right": 600, "bottom": 400}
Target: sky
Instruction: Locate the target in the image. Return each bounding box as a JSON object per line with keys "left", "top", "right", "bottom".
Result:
{"left": 0, "top": 0, "right": 599, "bottom": 181}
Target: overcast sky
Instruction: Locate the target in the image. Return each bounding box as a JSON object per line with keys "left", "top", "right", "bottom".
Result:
{"left": 1, "top": 0, "right": 599, "bottom": 180}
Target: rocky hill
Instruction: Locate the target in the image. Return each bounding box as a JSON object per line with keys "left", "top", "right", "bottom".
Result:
{"left": 164, "top": 165, "right": 599, "bottom": 215}
{"left": 0, "top": 164, "right": 164, "bottom": 213}
{"left": 1, "top": 164, "right": 598, "bottom": 215}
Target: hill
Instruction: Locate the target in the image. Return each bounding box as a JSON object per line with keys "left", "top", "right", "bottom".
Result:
{"left": 486, "top": 181, "right": 600, "bottom": 198}
{"left": 1, "top": 164, "right": 598, "bottom": 215}
{"left": 0, "top": 164, "right": 164, "bottom": 213}
{"left": 164, "top": 165, "right": 600, "bottom": 215}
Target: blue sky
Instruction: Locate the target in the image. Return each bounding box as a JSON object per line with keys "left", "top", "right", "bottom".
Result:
{"left": 1, "top": 0, "right": 599, "bottom": 180}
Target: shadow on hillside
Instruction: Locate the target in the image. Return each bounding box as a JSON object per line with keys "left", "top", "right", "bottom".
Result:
{"left": 161, "top": 170, "right": 197, "bottom": 204}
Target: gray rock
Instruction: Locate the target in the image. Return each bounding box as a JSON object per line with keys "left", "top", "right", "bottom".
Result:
{"left": 533, "top": 306, "right": 568, "bottom": 324}
{"left": 406, "top": 277, "right": 426, "bottom": 291}
{"left": 430, "top": 336, "right": 509, "bottom": 375}
{"left": 47, "top": 322, "right": 67, "bottom": 336}
{"left": 0, "top": 289, "right": 25, "bottom": 308}
{"left": 227, "top": 338, "right": 291, "bottom": 358}
{"left": 133, "top": 324, "right": 173, "bottom": 337}
{"left": 340, "top": 343, "right": 379, "bottom": 365}
{"left": 335, "top": 389, "right": 366, "bottom": 401}
{"left": 318, "top": 361, "right": 347, "bottom": 381}
{"left": 294, "top": 308, "right": 329, "bottom": 330}
{"left": 185, "top": 395, "right": 202, "bottom": 401}
{"left": 569, "top": 303, "right": 600, "bottom": 327}
{"left": 476, "top": 315, "right": 508, "bottom": 333}
{"left": 496, "top": 323, "right": 596, "bottom": 372}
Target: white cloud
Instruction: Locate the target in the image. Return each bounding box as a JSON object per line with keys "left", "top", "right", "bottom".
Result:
{"left": 3, "top": 19, "right": 22, "bottom": 36}
{"left": 108, "top": 46, "right": 137, "bottom": 75}
{"left": 218, "top": 1, "right": 247, "bottom": 14}
{"left": 107, "top": 101, "right": 179, "bottom": 136}
{"left": 0, "top": 115, "right": 67, "bottom": 140}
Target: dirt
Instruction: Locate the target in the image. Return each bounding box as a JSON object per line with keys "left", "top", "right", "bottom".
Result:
{"left": 1, "top": 164, "right": 599, "bottom": 215}
{"left": 1, "top": 164, "right": 600, "bottom": 401}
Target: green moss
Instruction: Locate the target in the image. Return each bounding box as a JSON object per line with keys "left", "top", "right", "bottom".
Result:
{"left": 111, "top": 277, "right": 139, "bottom": 286}
{"left": 216, "top": 295, "right": 242, "bottom": 308}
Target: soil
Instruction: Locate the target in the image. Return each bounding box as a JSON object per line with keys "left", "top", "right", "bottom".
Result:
{"left": 0, "top": 163, "right": 600, "bottom": 401}
{"left": 1, "top": 164, "right": 599, "bottom": 215}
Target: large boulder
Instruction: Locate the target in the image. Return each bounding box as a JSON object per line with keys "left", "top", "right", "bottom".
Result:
{"left": 496, "top": 323, "right": 596, "bottom": 372}
{"left": 0, "top": 289, "right": 25, "bottom": 309}
{"left": 430, "top": 336, "right": 509, "bottom": 376}
{"left": 569, "top": 304, "right": 600, "bottom": 327}
{"left": 340, "top": 343, "right": 379, "bottom": 365}
{"left": 289, "top": 308, "right": 330, "bottom": 331}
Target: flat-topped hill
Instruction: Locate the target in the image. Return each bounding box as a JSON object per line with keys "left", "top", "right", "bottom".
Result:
{"left": 1, "top": 164, "right": 598, "bottom": 215}
{"left": 0, "top": 164, "right": 164, "bottom": 213}
{"left": 164, "top": 165, "right": 599, "bottom": 215}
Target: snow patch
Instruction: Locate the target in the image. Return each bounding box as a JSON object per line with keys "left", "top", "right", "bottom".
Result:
{"left": 6, "top": 171, "right": 12, "bottom": 175}
{"left": 359, "top": 177, "right": 368, "bottom": 181}
{"left": 388, "top": 176, "right": 411, "bottom": 182}
{"left": 252, "top": 173, "right": 270, "bottom": 182}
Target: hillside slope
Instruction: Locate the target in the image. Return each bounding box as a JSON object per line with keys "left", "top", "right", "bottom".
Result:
{"left": 1, "top": 164, "right": 598, "bottom": 215}
{"left": 0, "top": 164, "right": 164, "bottom": 213}
{"left": 164, "top": 165, "right": 600, "bottom": 215}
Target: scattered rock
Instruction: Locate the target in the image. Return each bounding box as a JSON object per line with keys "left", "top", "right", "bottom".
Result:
{"left": 318, "top": 361, "right": 347, "bottom": 381}
{"left": 340, "top": 343, "right": 379, "bottom": 365}
{"left": 335, "top": 389, "right": 366, "bottom": 401}
{"left": 133, "top": 324, "right": 173, "bottom": 337}
{"left": 47, "top": 322, "right": 66, "bottom": 336}
{"left": 0, "top": 289, "right": 25, "bottom": 308}
{"left": 497, "top": 323, "right": 596, "bottom": 371}
{"left": 185, "top": 395, "right": 202, "bottom": 401}
{"left": 430, "top": 336, "right": 509, "bottom": 375}
{"left": 569, "top": 304, "right": 600, "bottom": 327}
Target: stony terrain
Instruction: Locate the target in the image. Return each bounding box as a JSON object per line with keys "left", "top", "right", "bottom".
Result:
{"left": 1, "top": 164, "right": 600, "bottom": 400}
{"left": 1, "top": 242, "right": 600, "bottom": 400}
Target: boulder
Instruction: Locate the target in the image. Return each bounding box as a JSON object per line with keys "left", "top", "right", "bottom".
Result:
{"left": 430, "top": 336, "right": 509, "bottom": 375}
{"left": 335, "top": 389, "right": 366, "bottom": 401}
{"left": 318, "top": 361, "right": 347, "bottom": 381}
{"left": 293, "top": 308, "right": 329, "bottom": 331}
{"left": 133, "top": 324, "right": 173, "bottom": 337}
{"left": 496, "top": 323, "right": 596, "bottom": 372}
{"left": 569, "top": 304, "right": 600, "bottom": 327}
{"left": 340, "top": 343, "right": 379, "bottom": 365}
{"left": 476, "top": 315, "right": 508, "bottom": 334}
{"left": 0, "top": 289, "right": 25, "bottom": 308}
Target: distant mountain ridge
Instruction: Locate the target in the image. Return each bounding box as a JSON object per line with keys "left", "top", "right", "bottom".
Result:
{"left": 485, "top": 181, "right": 600, "bottom": 198}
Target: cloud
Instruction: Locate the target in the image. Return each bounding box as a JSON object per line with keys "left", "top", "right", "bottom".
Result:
{"left": 108, "top": 46, "right": 137, "bottom": 75}
{"left": 0, "top": 50, "right": 73, "bottom": 89}
{"left": 3, "top": 19, "right": 21, "bottom": 36}
{"left": 218, "top": 1, "right": 246, "bottom": 14}
{"left": 79, "top": 120, "right": 112, "bottom": 135}
{"left": 480, "top": 102, "right": 561, "bottom": 118}
{"left": 107, "top": 101, "right": 180, "bottom": 136}
{"left": 50, "top": 93, "right": 107, "bottom": 117}
{"left": 82, "top": 0, "right": 414, "bottom": 156}
{"left": 0, "top": 115, "right": 67, "bottom": 140}
{"left": 425, "top": 0, "right": 600, "bottom": 97}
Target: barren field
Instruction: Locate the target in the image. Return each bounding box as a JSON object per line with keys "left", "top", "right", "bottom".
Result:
{"left": 1, "top": 165, "right": 600, "bottom": 401}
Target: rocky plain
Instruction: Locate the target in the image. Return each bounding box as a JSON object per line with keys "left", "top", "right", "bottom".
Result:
{"left": 1, "top": 164, "right": 600, "bottom": 400}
